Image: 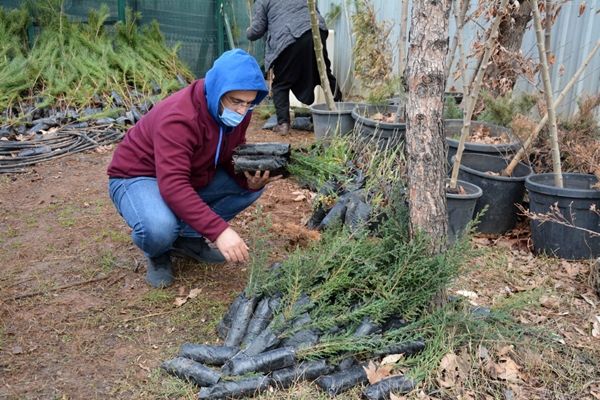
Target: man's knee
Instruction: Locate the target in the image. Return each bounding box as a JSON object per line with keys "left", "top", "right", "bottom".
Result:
{"left": 131, "top": 216, "right": 178, "bottom": 256}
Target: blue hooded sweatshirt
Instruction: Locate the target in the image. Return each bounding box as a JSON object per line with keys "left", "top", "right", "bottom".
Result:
{"left": 108, "top": 49, "right": 269, "bottom": 242}
{"left": 205, "top": 48, "right": 269, "bottom": 126}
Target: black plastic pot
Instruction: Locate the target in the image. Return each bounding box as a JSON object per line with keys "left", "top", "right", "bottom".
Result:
{"left": 525, "top": 173, "right": 600, "bottom": 259}
{"left": 447, "top": 179, "right": 483, "bottom": 243}
{"left": 445, "top": 120, "right": 521, "bottom": 167}
{"left": 310, "top": 102, "right": 357, "bottom": 140}
{"left": 454, "top": 153, "right": 532, "bottom": 234}
{"left": 351, "top": 104, "right": 406, "bottom": 149}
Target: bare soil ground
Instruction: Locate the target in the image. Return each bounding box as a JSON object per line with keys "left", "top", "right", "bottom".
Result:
{"left": 1, "top": 118, "right": 599, "bottom": 400}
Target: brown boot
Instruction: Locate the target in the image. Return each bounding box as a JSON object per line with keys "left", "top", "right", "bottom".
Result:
{"left": 273, "top": 122, "right": 290, "bottom": 136}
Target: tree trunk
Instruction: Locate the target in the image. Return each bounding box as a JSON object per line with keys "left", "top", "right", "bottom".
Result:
{"left": 449, "top": 0, "right": 510, "bottom": 189}
{"left": 482, "top": 0, "right": 533, "bottom": 96}
{"left": 532, "top": 0, "right": 563, "bottom": 187}
{"left": 406, "top": 0, "right": 450, "bottom": 252}
{"left": 307, "top": 0, "right": 336, "bottom": 111}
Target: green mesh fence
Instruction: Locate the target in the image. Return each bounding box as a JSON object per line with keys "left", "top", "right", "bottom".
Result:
{"left": 136, "top": 0, "right": 218, "bottom": 77}
{"left": 0, "top": 0, "right": 266, "bottom": 77}
{"left": 226, "top": 0, "right": 265, "bottom": 70}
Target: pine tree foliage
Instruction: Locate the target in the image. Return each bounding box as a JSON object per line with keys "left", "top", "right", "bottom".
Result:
{"left": 477, "top": 91, "right": 537, "bottom": 127}
{"left": 0, "top": 2, "right": 193, "bottom": 122}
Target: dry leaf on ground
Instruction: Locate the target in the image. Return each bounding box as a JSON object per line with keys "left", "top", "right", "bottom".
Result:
{"left": 488, "top": 356, "right": 521, "bottom": 382}
{"left": 437, "top": 352, "right": 470, "bottom": 388}
{"left": 173, "top": 287, "right": 202, "bottom": 307}
{"left": 540, "top": 295, "right": 560, "bottom": 309}
{"left": 381, "top": 353, "right": 404, "bottom": 365}
{"left": 173, "top": 297, "right": 187, "bottom": 307}
{"left": 363, "top": 360, "right": 394, "bottom": 384}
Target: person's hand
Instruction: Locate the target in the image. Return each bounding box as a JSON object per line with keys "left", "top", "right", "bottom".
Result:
{"left": 244, "top": 170, "right": 283, "bottom": 190}
{"left": 215, "top": 227, "right": 249, "bottom": 263}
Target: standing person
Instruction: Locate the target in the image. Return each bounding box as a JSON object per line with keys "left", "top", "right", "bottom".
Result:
{"left": 107, "top": 49, "right": 279, "bottom": 288}
{"left": 247, "top": 0, "right": 342, "bottom": 136}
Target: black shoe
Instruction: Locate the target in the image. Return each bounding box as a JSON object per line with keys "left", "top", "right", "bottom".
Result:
{"left": 145, "top": 253, "right": 174, "bottom": 288}
{"left": 171, "top": 237, "right": 226, "bottom": 264}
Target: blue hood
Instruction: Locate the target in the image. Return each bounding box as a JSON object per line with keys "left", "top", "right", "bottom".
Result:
{"left": 204, "top": 49, "right": 268, "bottom": 125}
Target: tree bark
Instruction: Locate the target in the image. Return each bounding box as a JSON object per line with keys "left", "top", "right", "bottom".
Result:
{"left": 406, "top": 0, "right": 450, "bottom": 252}
{"left": 308, "top": 0, "right": 336, "bottom": 111}
{"left": 482, "top": 0, "right": 533, "bottom": 96}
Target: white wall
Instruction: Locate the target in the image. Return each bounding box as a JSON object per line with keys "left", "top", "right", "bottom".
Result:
{"left": 318, "top": 0, "right": 600, "bottom": 118}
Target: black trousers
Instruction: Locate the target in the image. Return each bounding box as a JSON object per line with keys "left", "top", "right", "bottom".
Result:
{"left": 272, "top": 29, "right": 342, "bottom": 124}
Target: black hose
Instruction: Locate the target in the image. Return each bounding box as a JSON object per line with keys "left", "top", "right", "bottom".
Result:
{"left": 0, "top": 127, "right": 123, "bottom": 173}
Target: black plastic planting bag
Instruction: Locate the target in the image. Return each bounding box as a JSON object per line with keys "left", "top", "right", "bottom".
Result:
{"left": 217, "top": 293, "right": 244, "bottom": 340}
{"left": 338, "top": 357, "right": 358, "bottom": 371}
{"left": 198, "top": 375, "right": 272, "bottom": 399}
{"left": 291, "top": 293, "right": 313, "bottom": 313}
{"left": 224, "top": 294, "right": 257, "bottom": 347}
{"left": 354, "top": 317, "right": 382, "bottom": 337}
{"left": 318, "top": 190, "right": 366, "bottom": 230}
{"left": 233, "top": 142, "right": 291, "bottom": 157}
{"left": 346, "top": 168, "right": 366, "bottom": 192}
{"left": 318, "top": 193, "right": 352, "bottom": 230}
{"left": 362, "top": 375, "right": 415, "bottom": 400}
{"left": 291, "top": 116, "right": 313, "bottom": 131}
{"left": 281, "top": 329, "right": 319, "bottom": 350}
{"left": 316, "top": 365, "right": 368, "bottom": 395}
{"left": 222, "top": 347, "right": 296, "bottom": 376}
{"left": 306, "top": 204, "right": 328, "bottom": 229}
{"left": 242, "top": 296, "right": 279, "bottom": 346}
{"left": 375, "top": 340, "right": 426, "bottom": 357}
{"left": 161, "top": 357, "right": 221, "bottom": 386}
{"left": 232, "top": 155, "right": 289, "bottom": 176}
{"left": 345, "top": 198, "right": 372, "bottom": 232}
{"left": 271, "top": 360, "right": 334, "bottom": 388}
{"left": 178, "top": 343, "right": 239, "bottom": 366}
{"left": 382, "top": 316, "right": 408, "bottom": 332}
{"left": 241, "top": 325, "right": 281, "bottom": 357}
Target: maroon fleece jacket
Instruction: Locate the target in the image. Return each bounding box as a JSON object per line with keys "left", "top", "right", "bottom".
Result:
{"left": 107, "top": 79, "right": 251, "bottom": 242}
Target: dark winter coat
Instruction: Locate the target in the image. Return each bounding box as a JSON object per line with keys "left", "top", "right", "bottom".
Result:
{"left": 247, "top": 0, "right": 327, "bottom": 70}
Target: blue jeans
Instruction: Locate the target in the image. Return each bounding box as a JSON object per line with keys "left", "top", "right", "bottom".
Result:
{"left": 108, "top": 168, "right": 262, "bottom": 258}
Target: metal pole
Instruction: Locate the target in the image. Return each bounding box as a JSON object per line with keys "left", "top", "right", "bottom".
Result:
{"left": 216, "top": 0, "right": 225, "bottom": 55}
{"left": 118, "top": 0, "right": 126, "bottom": 23}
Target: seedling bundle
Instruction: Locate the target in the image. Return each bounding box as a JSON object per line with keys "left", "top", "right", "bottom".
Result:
{"left": 232, "top": 143, "right": 292, "bottom": 178}
{"left": 162, "top": 210, "right": 471, "bottom": 397}
{"left": 0, "top": 3, "right": 193, "bottom": 172}
{"left": 162, "top": 135, "right": 473, "bottom": 398}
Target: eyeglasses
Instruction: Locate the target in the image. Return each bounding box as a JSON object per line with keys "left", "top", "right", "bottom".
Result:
{"left": 223, "top": 95, "right": 256, "bottom": 111}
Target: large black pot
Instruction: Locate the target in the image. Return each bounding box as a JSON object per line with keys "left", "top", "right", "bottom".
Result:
{"left": 525, "top": 173, "right": 600, "bottom": 259}
{"left": 351, "top": 104, "right": 406, "bottom": 149}
{"left": 447, "top": 179, "right": 483, "bottom": 244}
{"left": 454, "top": 153, "right": 532, "bottom": 234}
{"left": 310, "top": 102, "right": 357, "bottom": 140}
{"left": 445, "top": 120, "right": 521, "bottom": 167}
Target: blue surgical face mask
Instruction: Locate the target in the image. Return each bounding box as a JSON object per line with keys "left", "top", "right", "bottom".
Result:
{"left": 219, "top": 107, "right": 247, "bottom": 127}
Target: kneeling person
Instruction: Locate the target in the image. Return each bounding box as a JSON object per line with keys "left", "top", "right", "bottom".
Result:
{"left": 107, "top": 49, "right": 279, "bottom": 288}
